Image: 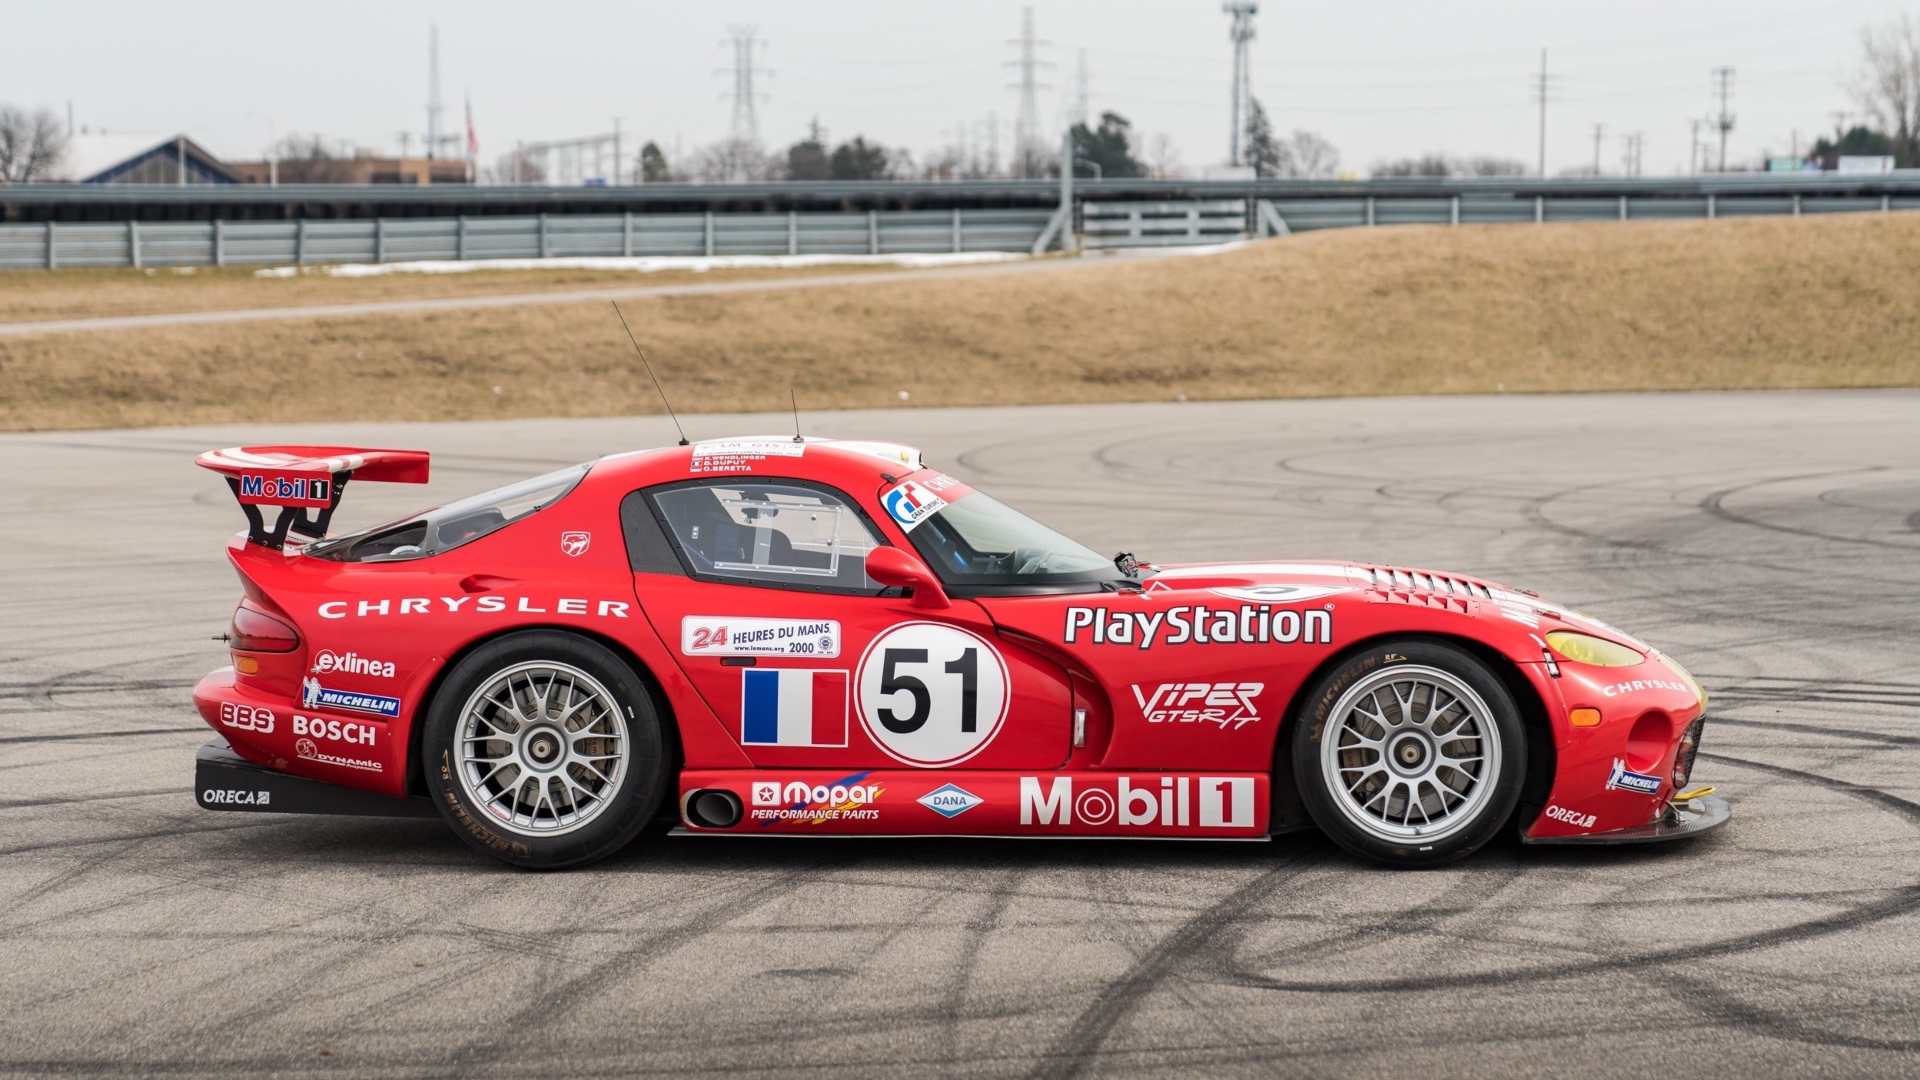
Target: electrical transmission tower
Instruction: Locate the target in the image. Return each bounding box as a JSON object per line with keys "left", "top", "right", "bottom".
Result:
{"left": 721, "top": 25, "right": 770, "bottom": 145}
{"left": 1712, "top": 67, "right": 1735, "bottom": 172}
{"left": 1071, "top": 49, "right": 1090, "bottom": 129}
{"left": 1224, "top": 2, "right": 1257, "bottom": 167}
{"left": 1006, "top": 7, "right": 1053, "bottom": 177}
{"left": 426, "top": 25, "right": 443, "bottom": 160}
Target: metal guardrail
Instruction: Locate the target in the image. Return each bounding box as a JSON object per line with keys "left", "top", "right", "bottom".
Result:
{"left": 4, "top": 189, "right": 1917, "bottom": 270}
{"left": 0, "top": 209, "right": 1055, "bottom": 271}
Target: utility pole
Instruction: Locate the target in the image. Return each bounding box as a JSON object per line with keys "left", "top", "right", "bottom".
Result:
{"left": 1530, "top": 49, "right": 1554, "bottom": 177}
{"left": 1224, "top": 3, "right": 1258, "bottom": 167}
{"left": 1006, "top": 8, "right": 1053, "bottom": 177}
{"left": 1712, "top": 66, "right": 1735, "bottom": 172}
{"left": 1689, "top": 118, "right": 1704, "bottom": 175}
{"left": 1591, "top": 123, "right": 1605, "bottom": 175}
{"left": 1071, "top": 49, "right": 1090, "bottom": 129}
{"left": 426, "top": 25, "right": 442, "bottom": 161}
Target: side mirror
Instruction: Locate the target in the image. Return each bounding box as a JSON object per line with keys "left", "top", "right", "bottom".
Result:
{"left": 865, "top": 546, "right": 951, "bottom": 610}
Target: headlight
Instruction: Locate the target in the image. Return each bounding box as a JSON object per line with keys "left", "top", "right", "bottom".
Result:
{"left": 1660, "top": 654, "right": 1709, "bottom": 711}
{"left": 1545, "top": 630, "right": 1643, "bottom": 667}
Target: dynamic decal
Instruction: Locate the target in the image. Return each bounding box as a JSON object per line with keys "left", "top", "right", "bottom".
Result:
{"left": 1208, "top": 584, "right": 1351, "bottom": 604}
{"left": 300, "top": 678, "right": 401, "bottom": 719}
{"left": 740, "top": 669, "right": 849, "bottom": 747}
{"left": 748, "top": 771, "right": 882, "bottom": 823}
{"left": 1063, "top": 604, "right": 1332, "bottom": 648}
{"left": 683, "top": 616, "right": 842, "bottom": 658}
{"left": 1132, "top": 683, "right": 1264, "bottom": 729}
{"left": 310, "top": 650, "right": 395, "bottom": 678}
{"left": 295, "top": 737, "right": 382, "bottom": 772}
{"left": 689, "top": 438, "right": 806, "bottom": 474}
{"left": 1018, "top": 776, "right": 1257, "bottom": 830}
{"left": 292, "top": 714, "right": 379, "bottom": 747}
{"left": 881, "top": 479, "right": 947, "bottom": 532}
{"left": 316, "top": 596, "right": 630, "bottom": 620}
{"left": 1605, "top": 758, "right": 1663, "bottom": 795}
{"left": 218, "top": 701, "right": 275, "bottom": 734}
{"left": 560, "top": 531, "right": 591, "bottom": 557}
{"left": 856, "top": 622, "right": 1010, "bottom": 768}
{"left": 1599, "top": 677, "right": 1693, "bottom": 698}
{"left": 917, "top": 783, "right": 984, "bottom": 818}
{"left": 1544, "top": 804, "right": 1596, "bottom": 829}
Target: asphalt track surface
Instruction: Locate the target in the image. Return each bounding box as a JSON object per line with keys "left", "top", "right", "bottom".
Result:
{"left": 0, "top": 256, "right": 1095, "bottom": 338}
{"left": 3, "top": 390, "right": 1917, "bottom": 1078}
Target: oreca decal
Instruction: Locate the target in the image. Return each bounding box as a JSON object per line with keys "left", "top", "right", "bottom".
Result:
{"left": 855, "top": 622, "right": 1010, "bottom": 767}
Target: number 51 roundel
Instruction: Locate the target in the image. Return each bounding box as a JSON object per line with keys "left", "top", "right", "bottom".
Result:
{"left": 855, "top": 622, "right": 1010, "bottom": 767}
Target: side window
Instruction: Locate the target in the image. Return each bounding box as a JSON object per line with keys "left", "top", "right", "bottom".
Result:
{"left": 650, "top": 481, "right": 884, "bottom": 592}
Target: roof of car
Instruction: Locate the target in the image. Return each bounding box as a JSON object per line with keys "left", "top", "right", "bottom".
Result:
{"left": 593, "top": 436, "right": 925, "bottom": 486}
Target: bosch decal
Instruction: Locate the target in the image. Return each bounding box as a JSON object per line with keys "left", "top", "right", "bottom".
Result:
{"left": 292, "top": 714, "right": 379, "bottom": 747}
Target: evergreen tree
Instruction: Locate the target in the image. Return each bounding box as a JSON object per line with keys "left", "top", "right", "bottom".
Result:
{"left": 1068, "top": 111, "right": 1145, "bottom": 178}
{"left": 830, "top": 136, "right": 890, "bottom": 180}
{"left": 1244, "top": 98, "right": 1281, "bottom": 178}
{"left": 638, "top": 141, "right": 669, "bottom": 183}
{"left": 785, "top": 119, "right": 831, "bottom": 181}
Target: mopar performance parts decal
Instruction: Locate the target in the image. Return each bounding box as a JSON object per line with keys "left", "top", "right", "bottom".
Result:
{"left": 1064, "top": 604, "right": 1332, "bottom": 648}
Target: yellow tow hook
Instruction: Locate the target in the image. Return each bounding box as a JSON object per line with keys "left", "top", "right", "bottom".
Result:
{"left": 1672, "top": 786, "right": 1716, "bottom": 802}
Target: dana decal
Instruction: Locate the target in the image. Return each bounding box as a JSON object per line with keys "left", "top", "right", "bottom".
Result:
{"left": 316, "top": 596, "right": 630, "bottom": 619}
{"left": 1600, "top": 678, "right": 1693, "bottom": 698}
{"left": 300, "top": 678, "right": 401, "bottom": 719}
{"left": 218, "top": 701, "right": 275, "bottom": 734}
{"left": 1019, "top": 775, "right": 1258, "bottom": 830}
{"left": 881, "top": 479, "right": 947, "bottom": 532}
{"left": 1064, "top": 604, "right": 1332, "bottom": 648}
{"left": 683, "top": 616, "right": 841, "bottom": 658}
{"left": 1605, "top": 758, "right": 1663, "bottom": 795}
{"left": 1544, "top": 804, "right": 1596, "bottom": 829}
{"left": 748, "top": 771, "right": 882, "bottom": 824}
{"left": 292, "top": 713, "right": 379, "bottom": 747}
{"left": 1132, "top": 683, "right": 1264, "bottom": 729}
{"left": 917, "top": 783, "right": 983, "bottom": 818}
{"left": 310, "top": 650, "right": 395, "bottom": 678}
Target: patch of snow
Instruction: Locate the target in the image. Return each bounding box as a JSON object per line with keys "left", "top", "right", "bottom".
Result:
{"left": 254, "top": 251, "right": 1029, "bottom": 279}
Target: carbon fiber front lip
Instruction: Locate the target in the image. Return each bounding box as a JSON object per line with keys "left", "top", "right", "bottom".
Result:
{"left": 1523, "top": 793, "right": 1731, "bottom": 846}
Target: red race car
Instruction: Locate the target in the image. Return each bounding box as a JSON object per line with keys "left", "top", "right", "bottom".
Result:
{"left": 191, "top": 437, "right": 1725, "bottom": 869}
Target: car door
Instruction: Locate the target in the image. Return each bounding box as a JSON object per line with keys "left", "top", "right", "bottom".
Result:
{"left": 626, "top": 477, "right": 1073, "bottom": 770}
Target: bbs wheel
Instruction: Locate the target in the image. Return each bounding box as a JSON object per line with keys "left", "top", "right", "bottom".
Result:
{"left": 1293, "top": 639, "right": 1525, "bottom": 867}
{"left": 424, "top": 630, "right": 666, "bottom": 869}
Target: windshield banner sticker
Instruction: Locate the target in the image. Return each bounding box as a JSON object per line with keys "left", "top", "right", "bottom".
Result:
{"left": 683, "top": 616, "right": 842, "bottom": 658}
{"left": 690, "top": 439, "right": 807, "bottom": 474}
{"left": 882, "top": 479, "right": 948, "bottom": 532}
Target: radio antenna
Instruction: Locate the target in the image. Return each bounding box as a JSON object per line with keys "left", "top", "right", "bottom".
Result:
{"left": 790, "top": 388, "right": 804, "bottom": 443}
{"left": 612, "top": 302, "right": 688, "bottom": 446}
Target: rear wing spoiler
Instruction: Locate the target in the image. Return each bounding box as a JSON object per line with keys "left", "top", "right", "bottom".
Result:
{"left": 195, "top": 445, "right": 430, "bottom": 549}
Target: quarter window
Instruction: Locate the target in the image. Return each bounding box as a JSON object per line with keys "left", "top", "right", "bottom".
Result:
{"left": 651, "top": 481, "right": 883, "bottom": 592}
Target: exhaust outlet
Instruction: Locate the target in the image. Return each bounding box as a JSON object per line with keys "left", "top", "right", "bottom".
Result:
{"left": 684, "top": 788, "right": 743, "bottom": 829}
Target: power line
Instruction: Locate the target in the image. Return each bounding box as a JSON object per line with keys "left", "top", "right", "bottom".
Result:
{"left": 1005, "top": 7, "right": 1053, "bottom": 177}
{"left": 1712, "top": 66, "right": 1736, "bottom": 172}
{"left": 1224, "top": 2, "right": 1257, "bottom": 167}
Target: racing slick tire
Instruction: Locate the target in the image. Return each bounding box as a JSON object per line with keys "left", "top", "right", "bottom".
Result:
{"left": 1293, "top": 638, "right": 1525, "bottom": 868}
{"left": 424, "top": 630, "right": 667, "bottom": 869}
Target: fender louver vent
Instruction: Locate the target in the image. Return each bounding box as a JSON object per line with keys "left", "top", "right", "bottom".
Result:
{"left": 1361, "top": 565, "right": 1491, "bottom": 613}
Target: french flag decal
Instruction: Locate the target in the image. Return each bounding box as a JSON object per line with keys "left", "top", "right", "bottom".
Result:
{"left": 741, "top": 669, "right": 848, "bottom": 748}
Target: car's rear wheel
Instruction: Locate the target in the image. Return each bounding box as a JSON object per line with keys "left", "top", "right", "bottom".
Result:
{"left": 424, "top": 630, "right": 665, "bottom": 869}
{"left": 1293, "top": 639, "right": 1524, "bottom": 867}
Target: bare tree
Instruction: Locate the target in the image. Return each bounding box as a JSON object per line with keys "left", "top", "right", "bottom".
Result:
{"left": 0, "top": 105, "right": 69, "bottom": 182}
{"left": 271, "top": 133, "right": 364, "bottom": 184}
{"left": 1853, "top": 14, "right": 1920, "bottom": 164}
{"left": 1145, "top": 133, "right": 1184, "bottom": 178}
{"left": 691, "top": 137, "right": 779, "bottom": 182}
{"left": 1278, "top": 130, "right": 1340, "bottom": 178}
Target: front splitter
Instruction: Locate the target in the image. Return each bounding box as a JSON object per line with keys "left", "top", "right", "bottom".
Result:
{"left": 1524, "top": 793, "right": 1730, "bottom": 846}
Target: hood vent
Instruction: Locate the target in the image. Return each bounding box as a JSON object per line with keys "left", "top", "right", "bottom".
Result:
{"left": 1359, "top": 565, "right": 1492, "bottom": 612}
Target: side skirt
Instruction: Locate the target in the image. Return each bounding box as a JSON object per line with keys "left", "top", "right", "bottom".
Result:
{"left": 195, "top": 740, "right": 438, "bottom": 818}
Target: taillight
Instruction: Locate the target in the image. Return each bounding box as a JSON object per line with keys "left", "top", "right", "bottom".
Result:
{"left": 230, "top": 604, "right": 300, "bottom": 653}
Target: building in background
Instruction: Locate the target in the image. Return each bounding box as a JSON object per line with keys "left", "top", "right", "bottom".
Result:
{"left": 76, "top": 135, "right": 241, "bottom": 184}
{"left": 227, "top": 156, "right": 471, "bottom": 185}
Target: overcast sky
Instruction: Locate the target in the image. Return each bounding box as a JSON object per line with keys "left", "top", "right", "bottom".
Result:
{"left": 7, "top": 0, "right": 1910, "bottom": 177}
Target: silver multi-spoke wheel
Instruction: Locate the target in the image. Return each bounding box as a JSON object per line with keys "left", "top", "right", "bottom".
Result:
{"left": 455, "top": 661, "right": 629, "bottom": 837}
{"left": 1320, "top": 664, "right": 1502, "bottom": 844}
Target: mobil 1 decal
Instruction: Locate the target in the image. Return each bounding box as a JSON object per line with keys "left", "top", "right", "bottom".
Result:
{"left": 856, "top": 622, "right": 1010, "bottom": 767}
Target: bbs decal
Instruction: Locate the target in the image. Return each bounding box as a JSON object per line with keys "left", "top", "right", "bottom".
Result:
{"left": 856, "top": 622, "right": 1009, "bottom": 767}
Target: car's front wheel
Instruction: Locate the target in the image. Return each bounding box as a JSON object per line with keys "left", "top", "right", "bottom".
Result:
{"left": 424, "top": 630, "right": 666, "bottom": 869}
{"left": 1294, "top": 639, "right": 1524, "bottom": 867}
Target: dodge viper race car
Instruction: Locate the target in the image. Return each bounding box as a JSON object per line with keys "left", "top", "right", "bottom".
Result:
{"left": 191, "top": 436, "right": 1727, "bottom": 869}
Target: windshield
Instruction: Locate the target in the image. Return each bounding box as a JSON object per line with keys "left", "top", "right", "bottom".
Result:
{"left": 307, "top": 463, "right": 590, "bottom": 562}
{"left": 897, "top": 478, "right": 1126, "bottom": 590}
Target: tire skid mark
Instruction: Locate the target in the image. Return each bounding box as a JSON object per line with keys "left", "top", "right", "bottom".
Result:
{"left": 0, "top": 726, "right": 204, "bottom": 746}
{"left": 1230, "top": 751, "right": 1920, "bottom": 996}
{"left": 1700, "top": 467, "right": 1913, "bottom": 551}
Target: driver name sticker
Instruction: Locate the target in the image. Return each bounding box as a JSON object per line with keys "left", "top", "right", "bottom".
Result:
{"left": 856, "top": 622, "right": 1010, "bottom": 767}
{"left": 683, "top": 616, "right": 841, "bottom": 658}
{"left": 690, "top": 439, "right": 807, "bottom": 474}
{"left": 881, "top": 480, "right": 947, "bottom": 532}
